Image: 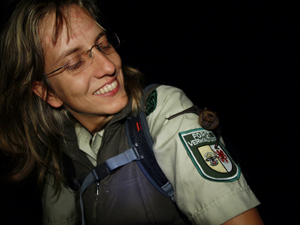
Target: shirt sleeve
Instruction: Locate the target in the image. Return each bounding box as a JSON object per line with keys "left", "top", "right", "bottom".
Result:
{"left": 42, "top": 174, "right": 79, "bottom": 225}
{"left": 147, "top": 85, "right": 260, "bottom": 225}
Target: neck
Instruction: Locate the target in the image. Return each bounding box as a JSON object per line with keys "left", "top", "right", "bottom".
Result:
{"left": 70, "top": 113, "right": 109, "bottom": 135}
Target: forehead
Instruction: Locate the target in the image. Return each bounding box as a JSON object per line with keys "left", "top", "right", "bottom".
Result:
{"left": 40, "top": 5, "right": 96, "bottom": 48}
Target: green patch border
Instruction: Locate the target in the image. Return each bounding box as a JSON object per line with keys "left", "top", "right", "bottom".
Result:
{"left": 146, "top": 90, "right": 157, "bottom": 116}
{"left": 179, "top": 128, "right": 241, "bottom": 182}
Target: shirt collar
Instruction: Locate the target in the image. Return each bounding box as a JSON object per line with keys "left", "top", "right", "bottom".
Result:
{"left": 75, "top": 123, "right": 104, "bottom": 161}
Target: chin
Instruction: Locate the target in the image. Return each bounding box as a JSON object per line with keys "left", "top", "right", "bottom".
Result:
{"left": 110, "top": 94, "right": 129, "bottom": 115}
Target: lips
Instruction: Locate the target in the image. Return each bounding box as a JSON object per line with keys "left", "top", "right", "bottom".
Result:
{"left": 93, "top": 80, "right": 118, "bottom": 95}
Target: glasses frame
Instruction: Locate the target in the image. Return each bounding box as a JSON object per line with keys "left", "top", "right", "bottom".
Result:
{"left": 44, "top": 33, "right": 120, "bottom": 77}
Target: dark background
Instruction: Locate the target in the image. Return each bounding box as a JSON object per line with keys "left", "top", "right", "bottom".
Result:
{"left": 1, "top": 0, "right": 298, "bottom": 224}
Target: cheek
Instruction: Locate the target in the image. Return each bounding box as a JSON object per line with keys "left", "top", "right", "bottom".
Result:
{"left": 116, "top": 55, "right": 122, "bottom": 69}
{"left": 47, "top": 76, "right": 73, "bottom": 101}
{"left": 109, "top": 52, "right": 122, "bottom": 70}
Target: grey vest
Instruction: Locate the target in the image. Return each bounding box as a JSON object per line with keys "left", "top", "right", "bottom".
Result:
{"left": 61, "top": 103, "right": 189, "bottom": 225}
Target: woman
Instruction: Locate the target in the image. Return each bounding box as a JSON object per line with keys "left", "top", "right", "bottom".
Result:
{"left": 0, "top": 0, "right": 263, "bottom": 224}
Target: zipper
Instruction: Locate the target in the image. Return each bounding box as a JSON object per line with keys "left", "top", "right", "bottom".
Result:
{"left": 92, "top": 182, "right": 100, "bottom": 220}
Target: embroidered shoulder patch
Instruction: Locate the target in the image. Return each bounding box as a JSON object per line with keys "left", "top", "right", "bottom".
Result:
{"left": 146, "top": 89, "right": 157, "bottom": 116}
{"left": 179, "top": 128, "right": 240, "bottom": 182}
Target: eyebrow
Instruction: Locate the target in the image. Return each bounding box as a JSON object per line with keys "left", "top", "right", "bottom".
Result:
{"left": 55, "top": 31, "right": 106, "bottom": 64}
{"left": 55, "top": 46, "right": 82, "bottom": 65}
{"left": 94, "top": 32, "right": 106, "bottom": 43}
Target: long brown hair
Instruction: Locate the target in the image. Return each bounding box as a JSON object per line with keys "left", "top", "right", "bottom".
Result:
{"left": 0, "top": 0, "right": 144, "bottom": 191}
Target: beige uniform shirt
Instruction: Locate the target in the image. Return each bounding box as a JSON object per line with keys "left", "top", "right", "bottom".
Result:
{"left": 147, "top": 85, "right": 260, "bottom": 224}
{"left": 42, "top": 85, "right": 260, "bottom": 225}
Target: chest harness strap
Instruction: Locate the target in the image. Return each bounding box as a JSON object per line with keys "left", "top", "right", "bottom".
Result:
{"left": 75, "top": 84, "right": 175, "bottom": 224}
{"left": 78, "top": 147, "right": 143, "bottom": 225}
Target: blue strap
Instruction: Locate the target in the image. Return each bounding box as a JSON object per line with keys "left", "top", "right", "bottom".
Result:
{"left": 79, "top": 147, "right": 142, "bottom": 225}
{"left": 106, "top": 147, "right": 142, "bottom": 170}
{"left": 125, "top": 84, "right": 175, "bottom": 199}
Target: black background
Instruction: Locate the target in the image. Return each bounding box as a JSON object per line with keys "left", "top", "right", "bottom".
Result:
{"left": 1, "top": 0, "right": 299, "bottom": 224}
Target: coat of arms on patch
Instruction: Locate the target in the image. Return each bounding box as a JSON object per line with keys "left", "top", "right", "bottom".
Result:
{"left": 179, "top": 128, "right": 240, "bottom": 182}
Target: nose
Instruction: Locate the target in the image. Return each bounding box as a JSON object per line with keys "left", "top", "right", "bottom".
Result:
{"left": 91, "top": 49, "right": 116, "bottom": 78}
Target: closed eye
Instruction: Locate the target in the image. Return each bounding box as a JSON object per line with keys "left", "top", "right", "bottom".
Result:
{"left": 65, "top": 58, "right": 85, "bottom": 72}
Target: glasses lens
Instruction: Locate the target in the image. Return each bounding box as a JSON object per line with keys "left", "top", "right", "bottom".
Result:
{"left": 45, "top": 34, "right": 120, "bottom": 77}
{"left": 66, "top": 53, "right": 92, "bottom": 75}
{"left": 99, "top": 34, "right": 120, "bottom": 55}
{"left": 108, "top": 33, "right": 120, "bottom": 49}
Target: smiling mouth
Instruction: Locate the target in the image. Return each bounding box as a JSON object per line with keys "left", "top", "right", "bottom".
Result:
{"left": 93, "top": 80, "right": 118, "bottom": 95}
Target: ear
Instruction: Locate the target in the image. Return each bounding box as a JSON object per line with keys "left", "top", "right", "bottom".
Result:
{"left": 32, "top": 81, "right": 63, "bottom": 108}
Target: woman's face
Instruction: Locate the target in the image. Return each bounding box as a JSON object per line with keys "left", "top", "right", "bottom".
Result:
{"left": 39, "top": 5, "right": 128, "bottom": 131}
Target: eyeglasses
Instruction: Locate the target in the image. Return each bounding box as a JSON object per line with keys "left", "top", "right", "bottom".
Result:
{"left": 45, "top": 33, "right": 120, "bottom": 77}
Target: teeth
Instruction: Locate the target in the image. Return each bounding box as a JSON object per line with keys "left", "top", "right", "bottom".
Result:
{"left": 94, "top": 81, "right": 118, "bottom": 95}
